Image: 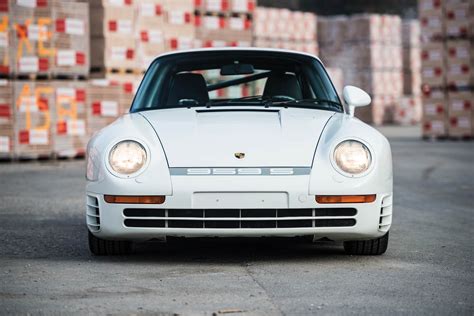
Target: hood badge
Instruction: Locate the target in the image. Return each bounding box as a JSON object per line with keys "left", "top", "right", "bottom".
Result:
{"left": 234, "top": 152, "right": 245, "bottom": 159}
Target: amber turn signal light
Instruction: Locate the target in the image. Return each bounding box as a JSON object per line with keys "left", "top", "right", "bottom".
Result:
{"left": 104, "top": 195, "right": 166, "bottom": 204}
{"left": 316, "top": 194, "right": 376, "bottom": 204}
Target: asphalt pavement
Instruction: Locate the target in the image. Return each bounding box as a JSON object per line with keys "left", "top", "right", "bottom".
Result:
{"left": 0, "top": 127, "right": 473, "bottom": 315}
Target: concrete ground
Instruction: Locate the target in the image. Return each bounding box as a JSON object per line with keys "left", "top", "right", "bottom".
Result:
{"left": 0, "top": 126, "right": 473, "bottom": 315}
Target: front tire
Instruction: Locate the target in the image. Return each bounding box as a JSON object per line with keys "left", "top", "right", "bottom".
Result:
{"left": 88, "top": 231, "right": 132, "bottom": 255}
{"left": 343, "top": 232, "right": 389, "bottom": 255}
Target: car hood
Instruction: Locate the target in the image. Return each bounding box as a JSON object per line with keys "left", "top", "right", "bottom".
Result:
{"left": 140, "top": 107, "right": 335, "bottom": 167}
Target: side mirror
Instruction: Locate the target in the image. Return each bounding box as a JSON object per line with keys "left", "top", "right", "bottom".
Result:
{"left": 342, "top": 85, "right": 371, "bottom": 117}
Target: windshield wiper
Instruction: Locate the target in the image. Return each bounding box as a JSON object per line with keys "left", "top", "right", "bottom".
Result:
{"left": 206, "top": 95, "right": 264, "bottom": 107}
{"left": 273, "top": 98, "right": 343, "bottom": 111}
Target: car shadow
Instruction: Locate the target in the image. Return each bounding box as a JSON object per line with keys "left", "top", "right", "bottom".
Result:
{"left": 126, "top": 236, "right": 347, "bottom": 264}
{"left": 0, "top": 215, "right": 350, "bottom": 264}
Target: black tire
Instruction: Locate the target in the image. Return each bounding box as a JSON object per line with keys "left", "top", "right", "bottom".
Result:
{"left": 88, "top": 231, "right": 132, "bottom": 255}
{"left": 343, "top": 232, "right": 389, "bottom": 255}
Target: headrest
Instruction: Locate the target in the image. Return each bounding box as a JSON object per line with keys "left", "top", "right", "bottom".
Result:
{"left": 263, "top": 73, "right": 303, "bottom": 100}
{"left": 167, "top": 73, "right": 209, "bottom": 106}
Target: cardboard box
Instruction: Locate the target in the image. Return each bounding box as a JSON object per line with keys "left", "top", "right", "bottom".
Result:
{"left": 0, "top": 79, "right": 13, "bottom": 159}
{"left": 91, "top": 37, "right": 137, "bottom": 70}
{"left": 13, "top": 81, "right": 54, "bottom": 158}
{"left": 420, "top": 42, "right": 445, "bottom": 66}
{"left": 422, "top": 117, "right": 448, "bottom": 137}
{"left": 90, "top": 6, "right": 135, "bottom": 38}
{"left": 0, "top": 14, "right": 9, "bottom": 76}
{"left": 87, "top": 79, "right": 123, "bottom": 136}
{"left": 446, "top": 40, "right": 471, "bottom": 64}
{"left": 51, "top": 81, "right": 88, "bottom": 158}
{"left": 105, "top": 73, "right": 143, "bottom": 113}
{"left": 419, "top": 15, "right": 444, "bottom": 41}
{"left": 448, "top": 113, "right": 472, "bottom": 137}
{"left": 418, "top": 0, "right": 444, "bottom": 16}
{"left": 395, "top": 95, "right": 422, "bottom": 125}
{"left": 197, "top": 14, "right": 252, "bottom": 42}
{"left": 421, "top": 64, "right": 446, "bottom": 87}
{"left": 230, "top": 0, "right": 256, "bottom": 13}
{"left": 255, "top": 7, "right": 316, "bottom": 42}
{"left": 448, "top": 91, "right": 473, "bottom": 115}
{"left": 446, "top": 61, "right": 472, "bottom": 88}
{"left": 10, "top": 4, "right": 54, "bottom": 77}
{"left": 51, "top": 1, "right": 90, "bottom": 77}
{"left": 422, "top": 90, "right": 448, "bottom": 119}
{"left": 136, "top": 0, "right": 165, "bottom": 29}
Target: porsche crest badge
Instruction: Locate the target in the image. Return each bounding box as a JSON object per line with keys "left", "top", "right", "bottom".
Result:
{"left": 234, "top": 152, "right": 245, "bottom": 159}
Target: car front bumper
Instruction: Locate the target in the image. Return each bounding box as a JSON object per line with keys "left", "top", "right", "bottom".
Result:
{"left": 86, "top": 175, "right": 393, "bottom": 241}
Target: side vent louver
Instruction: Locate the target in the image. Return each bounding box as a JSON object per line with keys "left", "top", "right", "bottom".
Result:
{"left": 86, "top": 195, "right": 100, "bottom": 232}
{"left": 379, "top": 195, "right": 393, "bottom": 233}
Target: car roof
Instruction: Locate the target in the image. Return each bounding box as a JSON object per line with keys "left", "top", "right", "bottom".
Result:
{"left": 155, "top": 47, "right": 323, "bottom": 63}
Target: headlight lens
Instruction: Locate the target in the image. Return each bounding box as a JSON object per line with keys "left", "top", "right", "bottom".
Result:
{"left": 109, "top": 140, "right": 147, "bottom": 175}
{"left": 333, "top": 140, "right": 372, "bottom": 175}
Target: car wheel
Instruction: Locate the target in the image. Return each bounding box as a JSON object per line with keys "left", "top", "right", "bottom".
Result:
{"left": 88, "top": 231, "right": 132, "bottom": 255}
{"left": 343, "top": 232, "right": 389, "bottom": 255}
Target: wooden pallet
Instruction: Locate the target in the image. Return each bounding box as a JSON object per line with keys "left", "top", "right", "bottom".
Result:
{"left": 51, "top": 73, "right": 88, "bottom": 81}
{"left": 12, "top": 73, "right": 51, "bottom": 81}
{"left": 90, "top": 67, "right": 144, "bottom": 76}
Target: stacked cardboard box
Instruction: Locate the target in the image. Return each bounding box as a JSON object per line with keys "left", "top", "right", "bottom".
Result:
{"left": 196, "top": 4, "right": 254, "bottom": 48}
{"left": 136, "top": 0, "right": 197, "bottom": 70}
{"left": 51, "top": 1, "right": 89, "bottom": 78}
{"left": 87, "top": 79, "right": 123, "bottom": 137}
{"left": 135, "top": 0, "right": 255, "bottom": 71}
{"left": 254, "top": 7, "right": 318, "bottom": 55}
{"left": 395, "top": 20, "right": 422, "bottom": 125}
{"left": 51, "top": 81, "right": 88, "bottom": 158}
{"left": 318, "top": 14, "right": 403, "bottom": 125}
{"left": 136, "top": 0, "right": 166, "bottom": 70}
{"left": 0, "top": 4, "right": 9, "bottom": 76}
{"left": 325, "top": 67, "right": 343, "bottom": 96}
{"left": 90, "top": 0, "right": 137, "bottom": 71}
{"left": 419, "top": 0, "right": 474, "bottom": 138}
{"left": 9, "top": 0, "right": 54, "bottom": 77}
{"left": 0, "top": 80, "right": 13, "bottom": 159}
{"left": 402, "top": 20, "right": 421, "bottom": 95}
{"left": 105, "top": 73, "right": 143, "bottom": 113}
{"left": 6, "top": 0, "right": 91, "bottom": 78}
{"left": 13, "top": 81, "right": 54, "bottom": 159}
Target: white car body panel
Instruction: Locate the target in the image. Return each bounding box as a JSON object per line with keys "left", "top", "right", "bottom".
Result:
{"left": 85, "top": 48, "right": 393, "bottom": 242}
{"left": 140, "top": 107, "right": 334, "bottom": 167}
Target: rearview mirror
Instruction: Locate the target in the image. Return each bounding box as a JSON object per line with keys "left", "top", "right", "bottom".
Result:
{"left": 220, "top": 63, "right": 255, "bottom": 76}
{"left": 342, "top": 85, "right": 371, "bottom": 117}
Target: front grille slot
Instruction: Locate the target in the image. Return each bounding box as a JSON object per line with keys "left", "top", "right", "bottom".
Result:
{"left": 123, "top": 209, "right": 165, "bottom": 217}
{"left": 123, "top": 208, "right": 357, "bottom": 229}
{"left": 169, "top": 209, "right": 204, "bottom": 218}
{"left": 125, "top": 219, "right": 165, "bottom": 228}
{"left": 242, "top": 209, "right": 276, "bottom": 218}
{"left": 314, "top": 208, "right": 357, "bottom": 217}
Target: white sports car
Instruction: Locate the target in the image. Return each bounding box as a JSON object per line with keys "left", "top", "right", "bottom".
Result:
{"left": 86, "top": 48, "right": 393, "bottom": 256}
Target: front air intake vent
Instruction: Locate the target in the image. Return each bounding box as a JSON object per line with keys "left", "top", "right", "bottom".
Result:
{"left": 122, "top": 208, "right": 357, "bottom": 229}
{"left": 86, "top": 195, "right": 100, "bottom": 232}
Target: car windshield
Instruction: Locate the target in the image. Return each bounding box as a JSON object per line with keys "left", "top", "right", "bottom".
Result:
{"left": 131, "top": 50, "right": 343, "bottom": 113}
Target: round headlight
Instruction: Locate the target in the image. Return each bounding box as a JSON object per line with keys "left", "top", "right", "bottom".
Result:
{"left": 109, "top": 140, "right": 147, "bottom": 175}
{"left": 333, "top": 140, "right": 372, "bottom": 175}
